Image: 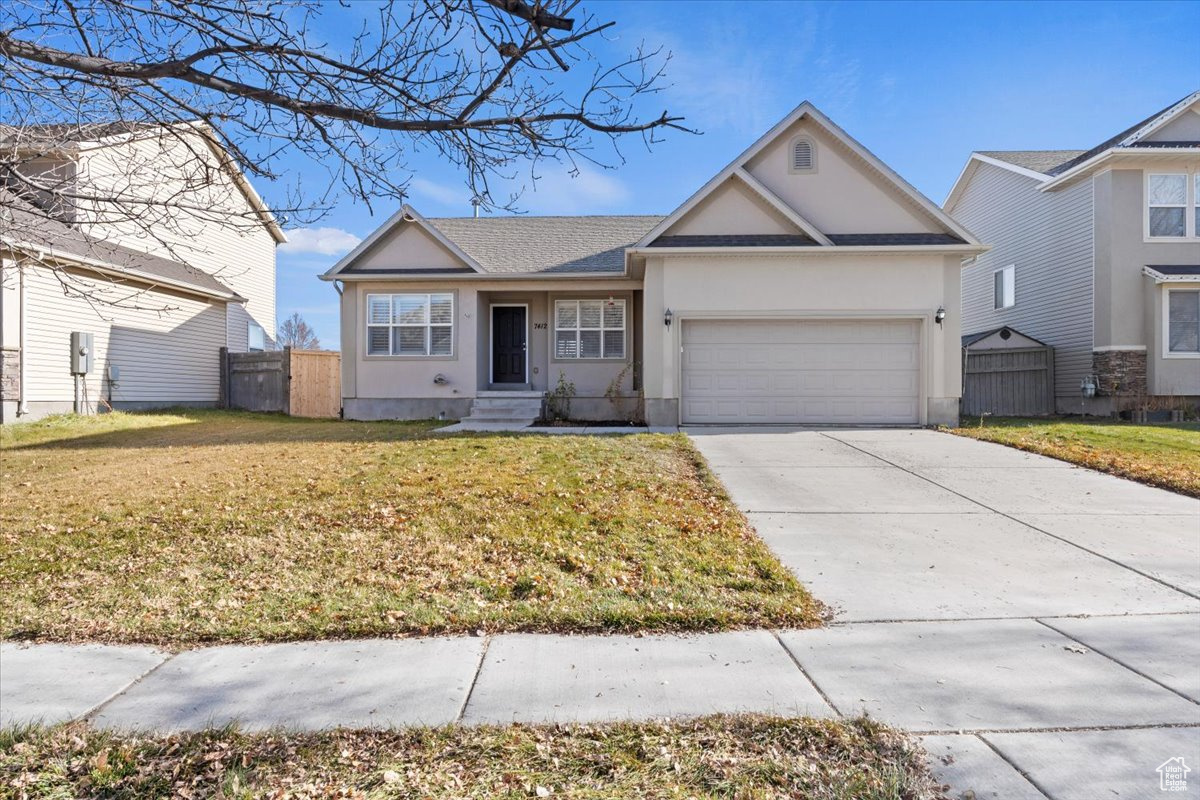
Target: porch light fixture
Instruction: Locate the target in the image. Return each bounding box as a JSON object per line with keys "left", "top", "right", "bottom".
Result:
{"left": 664, "top": 308, "right": 674, "bottom": 328}
{"left": 934, "top": 306, "right": 946, "bottom": 326}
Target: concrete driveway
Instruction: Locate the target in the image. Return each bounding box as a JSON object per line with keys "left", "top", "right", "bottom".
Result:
{"left": 690, "top": 427, "right": 1200, "bottom": 800}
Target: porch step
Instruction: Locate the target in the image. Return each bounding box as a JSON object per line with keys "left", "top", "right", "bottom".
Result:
{"left": 477, "top": 389, "right": 542, "bottom": 398}
{"left": 460, "top": 393, "right": 545, "bottom": 424}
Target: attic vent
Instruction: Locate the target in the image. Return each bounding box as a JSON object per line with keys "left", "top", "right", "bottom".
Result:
{"left": 790, "top": 136, "right": 815, "bottom": 173}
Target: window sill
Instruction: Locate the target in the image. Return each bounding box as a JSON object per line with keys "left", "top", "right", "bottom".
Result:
{"left": 364, "top": 354, "right": 457, "bottom": 361}
{"left": 551, "top": 357, "right": 629, "bottom": 364}
{"left": 1163, "top": 351, "right": 1200, "bottom": 359}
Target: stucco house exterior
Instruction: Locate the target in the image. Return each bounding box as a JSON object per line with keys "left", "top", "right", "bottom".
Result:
{"left": 1, "top": 122, "right": 284, "bottom": 422}
{"left": 945, "top": 91, "right": 1200, "bottom": 415}
{"left": 324, "top": 102, "right": 985, "bottom": 427}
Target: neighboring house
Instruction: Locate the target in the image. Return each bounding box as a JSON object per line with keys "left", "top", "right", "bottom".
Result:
{"left": 0, "top": 122, "right": 284, "bottom": 422}
{"left": 945, "top": 91, "right": 1200, "bottom": 415}
{"left": 323, "top": 101, "right": 985, "bottom": 427}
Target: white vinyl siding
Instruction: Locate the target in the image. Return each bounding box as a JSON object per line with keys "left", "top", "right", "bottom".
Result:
{"left": 954, "top": 161, "right": 1094, "bottom": 405}
{"left": 554, "top": 299, "right": 625, "bottom": 359}
{"left": 681, "top": 319, "right": 920, "bottom": 424}
{"left": 1167, "top": 290, "right": 1200, "bottom": 353}
{"left": 994, "top": 265, "right": 1015, "bottom": 310}
{"left": 366, "top": 293, "right": 453, "bottom": 356}
{"left": 18, "top": 264, "right": 226, "bottom": 405}
{"left": 73, "top": 131, "right": 277, "bottom": 353}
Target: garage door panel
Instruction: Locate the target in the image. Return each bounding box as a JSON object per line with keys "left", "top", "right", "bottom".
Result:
{"left": 681, "top": 319, "right": 920, "bottom": 424}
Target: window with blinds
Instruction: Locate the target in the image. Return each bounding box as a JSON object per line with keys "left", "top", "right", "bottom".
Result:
{"left": 366, "top": 293, "right": 454, "bottom": 356}
{"left": 554, "top": 299, "right": 625, "bottom": 359}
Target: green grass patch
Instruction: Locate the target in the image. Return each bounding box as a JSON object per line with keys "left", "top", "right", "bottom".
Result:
{"left": 0, "top": 716, "right": 944, "bottom": 799}
{"left": 0, "top": 410, "right": 820, "bottom": 645}
{"left": 952, "top": 416, "right": 1200, "bottom": 497}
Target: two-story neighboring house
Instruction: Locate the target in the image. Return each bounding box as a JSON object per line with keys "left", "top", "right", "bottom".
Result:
{"left": 945, "top": 91, "right": 1200, "bottom": 415}
{"left": 0, "top": 122, "right": 284, "bottom": 421}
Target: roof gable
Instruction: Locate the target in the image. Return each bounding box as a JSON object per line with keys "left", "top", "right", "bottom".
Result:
{"left": 1143, "top": 105, "right": 1200, "bottom": 143}
{"left": 325, "top": 205, "right": 484, "bottom": 277}
{"left": 637, "top": 101, "right": 980, "bottom": 249}
{"left": 662, "top": 176, "right": 812, "bottom": 238}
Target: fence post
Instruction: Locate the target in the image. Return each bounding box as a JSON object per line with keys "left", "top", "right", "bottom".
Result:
{"left": 282, "top": 346, "right": 292, "bottom": 416}
{"left": 218, "top": 347, "right": 228, "bottom": 409}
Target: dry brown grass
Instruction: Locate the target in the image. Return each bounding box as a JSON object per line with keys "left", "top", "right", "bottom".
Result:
{"left": 0, "top": 410, "right": 820, "bottom": 646}
{"left": 953, "top": 417, "right": 1200, "bottom": 497}
{"left": 0, "top": 716, "right": 945, "bottom": 800}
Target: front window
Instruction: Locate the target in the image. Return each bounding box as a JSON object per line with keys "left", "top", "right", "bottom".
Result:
{"left": 994, "top": 265, "right": 1015, "bottom": 310}
{"left": 555, "top": 299, "right": 625, "bottom": 359}
{"left": 1168, "top": 290, "right": 1200, "bottom": 353}
{"left": 1146, "top": 170, "right": 1200, "bottom": 240}
{"left": 366, "top": 293, "right": 453, "bottom": 356}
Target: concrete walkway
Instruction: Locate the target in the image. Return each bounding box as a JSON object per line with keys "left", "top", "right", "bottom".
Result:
{"left": 3, "top": 429, "right": 1198, "bottom": 799}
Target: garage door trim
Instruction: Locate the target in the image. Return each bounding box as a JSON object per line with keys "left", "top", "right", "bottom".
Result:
{"left": 674, "top": 311, "right": 930, "bottom": 426}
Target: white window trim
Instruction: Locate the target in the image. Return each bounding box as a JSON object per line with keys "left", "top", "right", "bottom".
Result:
{"left": 1163, "top": 286, "right": 1200, "bottom": 359}
{"left": 1145, "top": 169, "right": 1199, "bottom": 242}
{"left": 247, "top": 321, "right": 265, "bottom": 352}
{"left": 553, "top": 298, "right": 627, "bottom": 361}
{"left": 788, "top": 135, "right": 817, "bottom": 174}
{"left": 365, "top": 292, "right": 455, "bottom": 358}
{"left": 488, "top": 303, "right": 529, "bottom": 384}
{"left": 993, "top": 265, "right": 1016, "bottom": 311}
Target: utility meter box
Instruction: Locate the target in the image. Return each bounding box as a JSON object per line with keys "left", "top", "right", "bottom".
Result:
{"left": 70, "top": 331, "right": 93, "bottom": 375}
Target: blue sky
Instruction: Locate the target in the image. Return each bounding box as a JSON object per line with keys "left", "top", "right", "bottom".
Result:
{"left": 272, "top": 0, "right": 1200, "bottom": 349}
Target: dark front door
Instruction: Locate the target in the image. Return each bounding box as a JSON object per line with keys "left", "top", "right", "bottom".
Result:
{"left": 492, "top": 306, "right": 526, "bottom": 383}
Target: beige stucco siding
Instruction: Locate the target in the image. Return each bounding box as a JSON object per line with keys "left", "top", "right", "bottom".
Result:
{"left": 641, "top": 253, "right": 961, "bottom": 425}
{"left": 8, "top": 262, "right": 226, "bottom": 414}
{"left": 341, "top": 279, "right": 638, "bottom": 419}
{"left": 743, "top": 119, "right": 942, "bottom": 235}
{"left": 665, "top": 178, "right": 798, "bottom": 236}
{"left": 351, "top": 223, "right": 470, "bottom": 271}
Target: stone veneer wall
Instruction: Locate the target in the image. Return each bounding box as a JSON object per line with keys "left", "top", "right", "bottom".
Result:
{"left": 1092, "top": 349, "right": 1147, "bottom": 399}
{"left": 0, "top": 348, "right": 18, "bottom": 401}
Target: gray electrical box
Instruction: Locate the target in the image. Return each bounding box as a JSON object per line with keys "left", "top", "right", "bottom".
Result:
{"left": 70, "top": 331, "right": 93, "bottom": 375}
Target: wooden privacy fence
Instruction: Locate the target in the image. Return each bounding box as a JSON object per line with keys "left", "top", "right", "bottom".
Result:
{"left": 219, "top": 347, "right": 341, "bottom": 418}
{"left": 962, "top": 346, "right": 1055, "bottom": 417}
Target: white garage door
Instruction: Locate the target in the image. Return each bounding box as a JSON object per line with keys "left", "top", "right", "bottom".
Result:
{"left": 681, "top": 319, "right": 920, "bottom": 424}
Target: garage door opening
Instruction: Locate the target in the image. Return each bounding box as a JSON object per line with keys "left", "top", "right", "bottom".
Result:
{"left": 681, "top": 319, "right": 921, "bottom": 425}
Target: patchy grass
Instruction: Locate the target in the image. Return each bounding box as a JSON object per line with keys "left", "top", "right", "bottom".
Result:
{"left": 952, "top": 417, "right": 1200, "bottom": 497}
{"left": 0, "top": 716, "right": 945, "bottom": 800}
{"left": 0, "top": 410, "right": 819, "bottom": 646}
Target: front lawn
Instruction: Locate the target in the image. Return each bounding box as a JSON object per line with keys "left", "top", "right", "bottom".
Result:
{"left": 0, "top": 411, "right": 819, "bottom": 645}
{"left": 952, "top": 417, "right": 1200, "bottom": 497}
{"left": 0, "top": 716, "right": 944, "bottom": 800}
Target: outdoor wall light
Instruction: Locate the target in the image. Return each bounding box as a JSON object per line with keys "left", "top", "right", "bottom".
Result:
{"left": 664, "top": 308, "right": 674, "bottom": 328}
{"left": 934, "top": 306, "right": 946, "bottom": 325}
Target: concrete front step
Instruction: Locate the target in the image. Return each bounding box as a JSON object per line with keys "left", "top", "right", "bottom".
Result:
{"left": 477, "top": 389, "right": 544, "bottom": 399}
{"left": 461, "top": 393, "right": 544, "bottom": 424}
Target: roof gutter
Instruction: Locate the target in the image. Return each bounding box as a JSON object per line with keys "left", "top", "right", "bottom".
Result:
{"left": 627, "top": 244, "right": 990, "bottom": 257}
{"left": 321, "top": 270, "right": 634, "bottom": 282}
{"left": 1039, "top": 146, "right": 1200, "bottom": 191}
{"left": 1, "top": 237, "right": 244, "bottom": 302}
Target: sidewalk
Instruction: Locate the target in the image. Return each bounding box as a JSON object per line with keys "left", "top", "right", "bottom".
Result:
{"left": 5, "top": 618, "right": 1199, "bottom": 798}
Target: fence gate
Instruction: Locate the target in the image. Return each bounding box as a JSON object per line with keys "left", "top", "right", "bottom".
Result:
{"left": 962, "top": 346, "right": 1055, "bottom": 417}
{"left": 220, "top": 347, "right": 341, "bottom": 418}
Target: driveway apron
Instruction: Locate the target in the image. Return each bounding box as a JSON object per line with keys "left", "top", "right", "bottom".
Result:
{"left": 689, "top": 427, "right": 1200, "bottom": 800}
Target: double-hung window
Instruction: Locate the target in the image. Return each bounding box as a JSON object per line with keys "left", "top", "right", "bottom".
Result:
{"left": 1147, "top": 171, "right": 1200, "bottom": 239}
{"left": 554, "top": 299, "right": 625, "bottom": 359}
{"left": 366, "top": 293, "right": 453, "bottom": 356}
{"left": 993, "top": 265, "right": 1015, "bottom": 310}
{"left": 1168, "top": 290, "right": 1200, "bottom": 354}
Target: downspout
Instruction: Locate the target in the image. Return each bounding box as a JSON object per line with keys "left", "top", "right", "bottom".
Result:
{"left": 17, "top": 260, "right": 28, "bottom": 416}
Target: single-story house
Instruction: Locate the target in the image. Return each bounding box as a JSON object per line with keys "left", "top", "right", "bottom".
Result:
{"left": 322, "top": 101, "right": 987, "bottom": 427}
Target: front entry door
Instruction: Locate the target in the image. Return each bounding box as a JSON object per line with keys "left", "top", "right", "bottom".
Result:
{"left": 492, "top": 306, "right": 527, "bottom": 383}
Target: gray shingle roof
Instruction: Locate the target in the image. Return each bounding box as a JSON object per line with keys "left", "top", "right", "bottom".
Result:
{"left": 1147, "top": 265, "right": 1200, "bottom": 277}
{"left": 978, "top": 92, "right": 1200, "bottom": 179}
{"left": 1, "top": 190, "right": 241, "bottom": 300}
{"left": 649, "top": 233, "right": 965, "bottom": 247}
{"left": 425, "top": 215, "right": 663, "bottom": 274}
{"left": 976, "top": 150, "right": 1087, "bottom": 174}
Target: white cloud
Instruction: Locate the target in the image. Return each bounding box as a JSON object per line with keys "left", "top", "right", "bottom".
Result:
{"left": 517, "top": 165, "right": 631, "bottom": 215}
{"left": 279, "top": 226, "right": 362, "bottom": 256}
{"left": 409, "top": 177, "right": 468, "bottom": 209}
